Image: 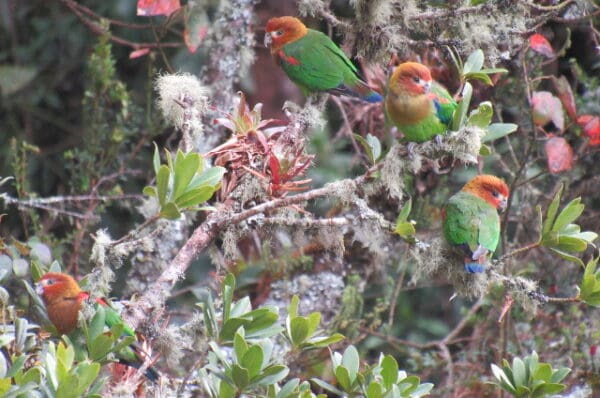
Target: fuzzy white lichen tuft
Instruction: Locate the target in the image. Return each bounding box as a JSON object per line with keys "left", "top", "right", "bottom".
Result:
{"left": 379, "top": 145, "right": 407, "bottom": 200}
{"left": 444, "top": 125, "right": 486, "bottom": 164}
{"left": 155, "top": 73, "right": 208, "bottom": 150}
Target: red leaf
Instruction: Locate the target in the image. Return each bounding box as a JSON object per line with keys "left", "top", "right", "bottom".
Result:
{"left": 531, "top": 91, "right": 564, "bottom": 131}
{"left": 577, "top": 114, "right": 600, "bottom": 146}
{"left": 129, "top": 48, "right": 151, "bottom": 59}
{"left": 552, "top": 76, "right": 576, "bottom": 120}
{"left": 268, "top": 153, "right": 281, "bottom": 184}
{"left": 529, "top": 33, "right": 555, "bottom": 58}
{"left": 137, "top": 0, "right": 181, "bottom": 17}
{"left": 545, "top": 136, "right": 573, "bottom": 174}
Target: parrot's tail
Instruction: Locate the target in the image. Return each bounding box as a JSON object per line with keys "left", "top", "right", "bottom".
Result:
{"left": 330, "top": 80, "right": 383, "bottom": 103}
{"left": 464, "top": 263, "right": 485, "bottom": 273}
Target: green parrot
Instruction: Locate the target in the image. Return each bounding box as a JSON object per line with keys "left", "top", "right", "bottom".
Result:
{"left": 442, "top": 175, "right": 510, "bottom": 273}
{"left": 264, "top": 16, "right": 382, "bottom": 103}
{"left": 385, "top": 61, "right": 457, "bottom": 143}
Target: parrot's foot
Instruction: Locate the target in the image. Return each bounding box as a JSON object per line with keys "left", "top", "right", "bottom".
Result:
{"left": 464, "top": 263, "right": 485, "bottom": 273}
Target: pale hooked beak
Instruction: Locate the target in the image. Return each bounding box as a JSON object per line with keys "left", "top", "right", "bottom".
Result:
{"left": 35, "top": 282, "right": 44, "bottom": 296}
{"left": 498, "top": 197, "right": 508, "bottom": 213}
{"left": 264, "top": 33, "right": 272, "bottom": 48}
{"left": 422, "top": 80, "right": 432, "bottom": 93}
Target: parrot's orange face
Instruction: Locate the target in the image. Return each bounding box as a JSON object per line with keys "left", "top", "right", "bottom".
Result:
{"left": 463, "top": 175, "right": 510, "bottom": 212}
{"left": 36, "top": 272, "right": 82, "bottom": 304}
{"left": 36, "top": 272, "right": 88, "bottom": 334}
{"left": 389, "top": 62, "right": 433, "bottom": 96}
{"left": 264, "top": 16, "right": 307, "bottom": 52}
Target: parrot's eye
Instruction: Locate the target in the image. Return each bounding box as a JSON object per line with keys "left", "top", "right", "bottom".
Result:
{"left": 273, "top": 30, "right": 283, "bottom": 37}
{"left": 45, "top": 279, "right": 55, "bottom": 286}
{"left": 491, "top": 191, "right": 499, "bottom": 198}
{"left": 412, "top": 76, "right": 420, "bottom": 83}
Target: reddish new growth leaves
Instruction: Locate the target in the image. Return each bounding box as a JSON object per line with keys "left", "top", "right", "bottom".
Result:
{"left": 137, "top": 0, "right": 181, "bottom": 16}
{"left": 207, "top": 93, "right": 313, "bottom": 199}
{"left": 532, "top": 91, "right": 564, "bottom": 131}
{"left": 545, "top": 136, "right": 574, "bottom": 174}
{"left": 529, "top": 33, "right": 555, "bottom": 58}
{"left": 577, "top": 115, "right": 600, "bottom": 146}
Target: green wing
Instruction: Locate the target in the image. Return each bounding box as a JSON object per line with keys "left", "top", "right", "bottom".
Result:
{"left": 442, "top": 191, "right": 500, "bottom": 256}
{"left": 96, "top": 299, "right": 135, "bottom": 337}
{"left": 430, "top": 82, "right": 457, "bottom": 126}
{"left": 279, "top": 30, "right": 360, "bottom": 94}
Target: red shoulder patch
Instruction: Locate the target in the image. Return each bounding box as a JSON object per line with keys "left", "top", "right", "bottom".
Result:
{"left": 277, "top": 50, "right": 301, "bottom": 66}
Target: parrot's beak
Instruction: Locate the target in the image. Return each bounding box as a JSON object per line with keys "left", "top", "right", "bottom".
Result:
{"left": 422, "top": 80, "right": 432, "bottom": 93}
{"left": 498, "top": 198, "right": 508, "bottom": 213}
{"left": 35, "top": 282, "right": 44, "bottom": 296}
{"left": 264, "top": 33, "right": 272, "bottom": 48}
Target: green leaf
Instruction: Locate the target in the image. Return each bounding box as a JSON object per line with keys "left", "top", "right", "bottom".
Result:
{"left": 552, "top": 198, "right": 584, "bottom": 232}
{"left": 381, "top": 355, "right": 399, "bottom": 388}
{"left": 555, "top": 235, "right": 587, "bottom": 252}
{"left": 354, "top": 134, "right": 374, "bottom": 164}
{"left": 152, "top": 143, "right": 161, "bottom": 175}
{"left": 89, "top": 334, "right": 114, "bottom": 361}
{"left": 396, "top": 198, "right": 412, "bottom": 223}
{"left": 142, "top": 185, "right": 157, "bottom": 198}
{"left": 530, "top": 383, "right": 566, "bottom": 397}
{"left": 479, "top": 68, "right": 509, "bottom": 75}
{"left": 341, "top": 345, "right": 359, "bottom": 384}
{"left": 462, "top": 49, "right": 484, "bottom": 75}
{"left": 311, "top": 377, "right": 345, "bottom": 395}
{"left": 511, "top": 357, "right": 527, "bottom": 388}
{"left": 156, "top": 165, "right": 171, "bottom": 206}
{"left": 159, "top": 202, "right": 181, "bottom": 219}
{"left": 451, "top": 82, "right": 473, "bottom": 131}
{"left": 549, "top": 248, "right": 584, "bottom": 266}
{"left": 73, "top": 362, "right": 101, "bottom": 395}
{"left": 533, "top": 363, "right": 552, "bottom": 382}
{"left": 174, "top": 186, "right": 215, "bottom": 209}
{"left": 173, "top": 151, "right": 201, "bottom": 200}
{"left": 550, "top": 367, "right": 570, "bottom": 383}
{"left": 189, "top": 166, "right": 227, "bottom": 189}
{"left": 334, "top": 366, "right": 352, "bottom": 391}
{"left": 366, "top": 381, "right": 383, "bottom": 398}
{"left": 288, "top": 295, "right": 299, "bottom": 319}
{"left": 394, "top": 222, "right": 416, "bottom": 238}
{"left": 231, "top": 364, "right": 250, "bottom": 390}
{"left": 233, "top": 330, "right": 248, "bottom": 361}
{"left": 491, "top": 364, "right": 516, "bottom": 394}
{"left": 483, "top": 123, "right": 518, "bottom": 142}
{"left": 219, "top": 379, "right": 237, "bottom": 398}
{"left": 290, "top": 317, "right": 309, "bottom": 346}
{"left": 467, "top": 101, "right": 493, "bottom": 128}
{"left": 88, "top": 305, "right": 106, "bottom": 340}
{"left": 305, "top": 312, "right": 321, "bottom": 338}
{"left": 304, "top": 333, "right": 345, "bottom": 348}
{"left": 241, "top": 345, "right": 264, "bottom": 379}
{"left": 464, "top": 72, "right": 493, "bottom": 85}
{"left": 222, "top": 273, "right": 235, "bottom": 322}
{"left": 479, "top": 144, "right": 492, "bottom": 156}
{"left": 412, "top": 383, "right": 435, "bottom": 397}
{"left": 543, "top": 185, "right": 563, "bottom": 236}
{"left": 252, "top": 365, "right": 289, "bottom": 386}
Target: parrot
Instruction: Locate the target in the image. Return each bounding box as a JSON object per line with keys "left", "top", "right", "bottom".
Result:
{"left": 385, "top": 61, "right": 457, "bottom": 143}
{"left": 35, "top": 272, "right": 159, "bottom": 381}
{"left": 264, "top": 16, "right": 383, "bottom": 103}
{"left": 442, "top": 175, "right": 509, "bottom": 273}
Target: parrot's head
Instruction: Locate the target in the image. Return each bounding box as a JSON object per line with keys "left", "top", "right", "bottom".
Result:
{"left": 463, "top": 175, "right": 510, "bottom": 213}
{"left": 36, "top": 272, "right": 83, "bottom": 305}
{"left": 264, "top": 16, "right": 308, "bottom": 52}
{"left": 389, "top": 62, "right": 433, "bottom": 96}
